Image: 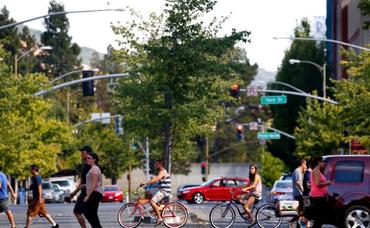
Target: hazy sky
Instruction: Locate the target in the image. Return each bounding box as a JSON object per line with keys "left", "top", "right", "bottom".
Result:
{"left": 2, "top": 0, "right": 326, "bottom": 71}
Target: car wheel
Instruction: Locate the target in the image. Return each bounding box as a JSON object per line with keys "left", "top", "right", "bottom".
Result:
{"left": 193, "top": 192, "right": 204, "bottom": 204}
{"left": 345, "top": 205, "right": 370, "bottom": 228}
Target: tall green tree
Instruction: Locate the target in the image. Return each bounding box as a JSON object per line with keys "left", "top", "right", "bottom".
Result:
{"left": 40, "top": 0, "right": 81, "bottom": 78}
{"left": 358, "top": 0, "right": 370, "bottom": 29}
{"left": 0, "top": 6, "right": 20, "bottom": 67}
{"left": 112, "top": 0, "right": 251, "bottom": 173}
{"left": 267, "top": 19, "right": 325, "bottom": 169}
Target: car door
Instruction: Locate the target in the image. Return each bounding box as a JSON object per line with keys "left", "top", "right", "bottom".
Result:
{"left": 204, "top": 179, "right": 225, "bottom": 200}
{"left": 219, "top": 179, "right": 238, "bottom": 201}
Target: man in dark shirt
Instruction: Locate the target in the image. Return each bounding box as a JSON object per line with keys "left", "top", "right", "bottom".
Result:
{"left": 70, "top": 145, "right": 92, "bottom": 228}
{"left": 25, "top": 164, "right": 59, "bottom": 228}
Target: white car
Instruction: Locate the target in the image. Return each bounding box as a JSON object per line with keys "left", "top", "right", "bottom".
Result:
{"left": 48, "top": 176, "right": 78, "bottom": 202}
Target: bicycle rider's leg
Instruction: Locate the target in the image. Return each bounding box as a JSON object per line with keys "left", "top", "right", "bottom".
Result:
{"left": 243, "top": 195, "right": 256, "bottom": 221}
{"left": 150, "top": 190, "right": 166, "bottom": 223}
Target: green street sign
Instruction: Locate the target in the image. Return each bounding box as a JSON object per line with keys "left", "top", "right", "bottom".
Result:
{"left": 257, "top": 132, "right": 281, "bottom": 140}
{"left": 260, "top": 95, "right": 287, "bottom": 105}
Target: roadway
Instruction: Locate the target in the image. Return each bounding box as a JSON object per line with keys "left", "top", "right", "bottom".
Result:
{"left": 0, "top": 201, "right": 336, "bottom": 227}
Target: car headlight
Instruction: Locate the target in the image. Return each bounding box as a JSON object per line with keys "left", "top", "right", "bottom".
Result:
{"left": 181, "top": 190, "right": 190, "bottom": 194}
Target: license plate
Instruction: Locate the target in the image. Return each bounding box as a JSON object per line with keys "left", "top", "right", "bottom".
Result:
{"left": 109, "top": 196, "right": 113, "bottom": 199}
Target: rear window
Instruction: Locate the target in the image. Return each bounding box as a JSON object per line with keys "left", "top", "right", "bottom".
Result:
{"left": 104, "top": 186, "right": 119, "bottom": 191}
{"left": 51, "top": 180, "right": 70, "bottom": 187}
{"left": 334, "top": 160, "right": 364, "bottom": 183}
{"left": 42, "top": 183, "right": 53, "bottom": 190}
{"left": 276, "top": 181, "right": 292, "bottom": 189}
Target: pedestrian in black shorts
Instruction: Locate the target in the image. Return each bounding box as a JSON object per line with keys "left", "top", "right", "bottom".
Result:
{"left": 69, "top": 145, "right": 93, "bottom": 228}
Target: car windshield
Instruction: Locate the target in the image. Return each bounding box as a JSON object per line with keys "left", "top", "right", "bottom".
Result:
{"left": 42, "top": 183, "right": 53, "bottom": 190}
{"left": 51, "top": 180, "right": 70, "bottom": 187}
{"left": 104, "top": 186, "right": 119, "bottom": 191}
{"left": 201, "top": 179, "right": 216, "bottom": 186}
{"left": 276, "top": 181, "right": 292, "bottom": 189}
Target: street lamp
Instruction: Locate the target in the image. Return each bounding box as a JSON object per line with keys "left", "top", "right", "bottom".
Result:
{"left": 257, "top": 80, "right": 307, "bottom": 94}
{"left": 289, "top": 59, "right": 327, "bottom": 98}
{"left": 15, "top": 46, "right": 52, "bottom": 77}
{"left": 273, "top": 36, "right": 370, "bottom": 52}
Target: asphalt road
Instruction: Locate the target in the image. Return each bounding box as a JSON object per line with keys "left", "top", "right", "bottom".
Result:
{"left": 0, "top": 201, "right": 336, "bottom": 227}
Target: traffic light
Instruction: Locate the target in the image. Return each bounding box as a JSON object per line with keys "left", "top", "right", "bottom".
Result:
{"left": 114, "top": 116, "right": 123, "bottom": 135}
{"left": 82, "top": 70, "right": 95, "bottom": 96}
{"left": 201, "top": 161, "right": 206, "bottom": 175}
{"left": 236, "top": 124, "right": 244, "bottom": 141}
{"left": 230, "top": 84, "right": 240, "bottom": 98}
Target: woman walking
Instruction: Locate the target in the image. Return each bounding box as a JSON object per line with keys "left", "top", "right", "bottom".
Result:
{"left": 309, "top": 157, "right": 331, "bottom": 228}
{"left": 83, "top": 152, "right": 103, "bottom": 228}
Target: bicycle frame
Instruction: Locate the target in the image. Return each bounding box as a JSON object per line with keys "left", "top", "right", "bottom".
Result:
{"left": 228, "top": 189, "right": 259, "bottom": 219}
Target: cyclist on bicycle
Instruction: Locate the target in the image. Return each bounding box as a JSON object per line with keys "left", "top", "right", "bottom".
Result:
{"left": 140, "top": 159, "right": 171, "bottom": 226}
{"left": 237, "top": 164, "right": 262, "bottom": 223}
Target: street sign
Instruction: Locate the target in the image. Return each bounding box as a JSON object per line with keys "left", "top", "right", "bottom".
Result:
{"left": 260, "top": 95, "right": 287, "bottom": 105}
{"left": 247, "top": 86, "right": 258, "bottom": 96}
{"left": 257, "top": 132, "right": 281, "bottom": 140}
{"left": 249, "top": 122, "right": 258, "bottom": 131}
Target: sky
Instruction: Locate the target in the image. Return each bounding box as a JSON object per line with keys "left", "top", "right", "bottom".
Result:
{"left": 1, "top": 0, "right": 326, "bottom": 72}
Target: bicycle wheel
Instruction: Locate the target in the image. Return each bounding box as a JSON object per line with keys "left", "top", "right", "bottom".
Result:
{"left": 209, "top": 204, "right": 236, "bottom": 228}
{"left": 117, "top": 203, "right": 143, "bottom": 228}
{"left": 256, "top": 203, "right": 282, "bottom": 228}
{"left": 161, "top": 202, "right": 188, "bottom": 228}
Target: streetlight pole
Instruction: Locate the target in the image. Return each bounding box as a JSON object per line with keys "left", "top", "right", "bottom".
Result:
{"left": 14, "top": 46, "right": 52, "bottom": 77}
{"left": 0, "top": 9, "right": 124, "bottom": 31}
{"left": 289, "top": 59, "right": 326, "bottom": 98}
{"left": 50, "top": 68, "right": 99, "bottom": 84}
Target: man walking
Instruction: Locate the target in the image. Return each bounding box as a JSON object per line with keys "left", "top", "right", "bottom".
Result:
{"left": 289, "top": 159, "right": 307, "bottom": 228}
{"left": 25, "top": 164, "right": 59, "bottom": 228}
{"left": 70, "top": 145, "right": 92, "bottom": 228}
{"left": 0, "top": 167, "right": 17, "bottom": 228}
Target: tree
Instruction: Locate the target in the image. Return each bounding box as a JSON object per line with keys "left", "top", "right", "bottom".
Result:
{"left": 358, "top": 0, "right": 370, "bottom": 29}
{"left": 267, "top": 19, "right": 325, "bottom": 170}
{"left": 0, "top": 47, "right": 76, "bottom": 178}
{"left": 40, "top": 0, "right": 81, "bottom": 78}
{"left": 260, "top": 148, "right": 287, "bottom": 188}
{"left": 294, "top": 49, "right": 370, "bottom": 156}
{"left": 112, "top": 0, "right": 251, "bottom": 173}
{"left": 0, "top": 6, "right": 20, "bottom": 67}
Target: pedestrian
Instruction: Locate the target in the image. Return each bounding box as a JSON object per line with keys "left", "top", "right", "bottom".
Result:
{"left": 289, "top": 159, "right": 307, "bottom": 228}
{"left": 309, "top": 156, "right": 331, "bottom": 228}
{"left": 83, "top": 152, "right": 103, "bottom": 228}
{"left": 69, "top": 145, "right": 92, "bottom": 228}
{"left": 25, "top": 164, "right": 59, "bottom": 228}
{"left": 0, "top": 167, "right": 17, "bottom": 228}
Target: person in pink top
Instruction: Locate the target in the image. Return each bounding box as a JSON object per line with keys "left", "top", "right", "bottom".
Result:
{"left": 309, "top": 157, "right": 331, "bottom": 228}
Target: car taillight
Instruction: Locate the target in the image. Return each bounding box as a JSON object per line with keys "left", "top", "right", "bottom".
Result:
{"left": 273, "top": 192, "right": 286, "bottom": 195}
{"left": 115, "top": 192, "right": 122, "bottom": 197}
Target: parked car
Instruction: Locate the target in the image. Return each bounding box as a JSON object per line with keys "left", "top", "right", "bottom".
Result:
{"left": 177, "top": 177, "right": 248, "bottom": 204}
{"left": 176, "top": 184, "right": 200, "bottom": 196}
{"left": 268, "top": 180, "right": 293, "bottom": 203}
{"left": 279, "top": 173, "right": 292, "bottom": 181}
{"left": 48, "top": 176, "right": 77, "bottom": 202}
{"left": 102, "top": 185, "right": 124, "bottom": 203}
{"left": 42, "top": 182, "right": 55, "bottom": 203}
{"left": 306, "top": 155, "right": 370, "bottom": 228}
{"left": 52, "top": 184, "right": 65, "bottom": 203}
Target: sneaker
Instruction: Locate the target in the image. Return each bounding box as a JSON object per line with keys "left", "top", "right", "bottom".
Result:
{"left": 52, "top": 224, "right": 59, "bottom": 228}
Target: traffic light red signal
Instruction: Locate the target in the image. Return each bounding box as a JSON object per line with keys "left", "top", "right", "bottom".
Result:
{"left": 236, "top": 125, "right": 244, "bottom": 141}
{"left": 230, "top": 84, "right": 240, "bottom": 98}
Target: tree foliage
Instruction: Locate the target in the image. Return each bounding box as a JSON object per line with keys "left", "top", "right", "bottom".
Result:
{"left": 40, "top": 0, "right": 81, "bottom": 78}
{"left": 111, "top": 0, "right": 252, "bottom": 173}
{"left": 268, "top": 19, "right": 325, "bottom": 170}
{"left": 0, "top": 47, "right": 75, "bottom": 178}
{"left": 260, "top": 148, "right": 287, "bottom": 188}
{"left": 358, "top": 0, "right": 370, "bottom": 29}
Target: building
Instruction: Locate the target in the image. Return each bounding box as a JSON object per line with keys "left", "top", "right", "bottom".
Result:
{"left": 326, "top": 0, "right": 370, "bottom": 79}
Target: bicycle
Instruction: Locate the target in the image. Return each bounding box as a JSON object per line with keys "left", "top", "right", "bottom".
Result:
{"left": 209, "top": 189, "right": 282, "bottom": 228}
{"left": 117, "top": 186, "right": 189, "bottom": 228}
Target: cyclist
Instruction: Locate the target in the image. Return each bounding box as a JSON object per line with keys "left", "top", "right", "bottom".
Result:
{"left": 140, "top": 159, "right": 171, "bottom": 226}
{"left": 237, "top": 164, "right": 262, "bottom": 223}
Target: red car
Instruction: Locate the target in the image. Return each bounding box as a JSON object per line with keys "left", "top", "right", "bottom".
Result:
{"left": 102, "top": 185, "right": 124, "bottom": 203}
{"left": 177, "top": 177, "right": 248, "bottom": 204}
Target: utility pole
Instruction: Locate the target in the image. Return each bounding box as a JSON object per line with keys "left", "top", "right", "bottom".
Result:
{"left": 145, "top": 137, "right": 150, "bottom": 181}
{"left": 205, "top": 137, "right": 209, "bottom": 181}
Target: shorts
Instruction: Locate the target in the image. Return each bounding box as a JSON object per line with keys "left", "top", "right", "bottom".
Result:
{"left": 148, "top": 188, "right": 169, "bottom": 203}
{"left": 27, "top": 200, "right": 48, "bottom": 218}
{"left": 0, "top": 199, "right": 9, "bottom": 213}
{"left": 73, "top": 194, "right": 86, "bottom": 214}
